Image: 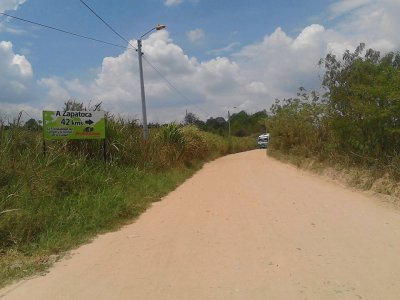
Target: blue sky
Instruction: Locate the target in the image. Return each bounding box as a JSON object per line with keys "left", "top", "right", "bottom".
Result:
{"left": 1, "top": 0, "right": 399, "bottom": 123}
{"left": 3, "top": 0, "right": 328, "bottom": 78}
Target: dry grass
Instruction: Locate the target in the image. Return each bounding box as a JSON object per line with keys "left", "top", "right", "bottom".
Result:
{"left": 268, "top": 149, "right": 400, "bottom": 205}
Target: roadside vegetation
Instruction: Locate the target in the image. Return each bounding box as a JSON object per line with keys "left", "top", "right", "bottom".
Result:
{"left": 0, "top": 109, "right": 255, "bottom": 287}
{"left": 185, "top": 110, "right": 268, "bottom": 138}
{"left": 267, "top": 44, "right": 400, "bottom": 199}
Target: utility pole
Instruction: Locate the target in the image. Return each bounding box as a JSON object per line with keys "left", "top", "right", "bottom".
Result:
{"left": 137, "top": 39, "right": 149, "bottom": 139}
{"left": 228, "top": 110, "right": 231, "bottom": 139}
{"left": 136, "top": 25, "right": 166, "bottom": 140}
{"left": 228, "top": 106, "right": 236, "bottom": 139}
{"left": 264, "top": 109, "right": 268, "bottom": 133}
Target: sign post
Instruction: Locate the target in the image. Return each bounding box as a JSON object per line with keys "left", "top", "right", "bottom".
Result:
{"left": 43, "top": 111, "right": 106, "bottom": 140}
{"left": 43, "top": 110, "right": 107, "bottom": 160}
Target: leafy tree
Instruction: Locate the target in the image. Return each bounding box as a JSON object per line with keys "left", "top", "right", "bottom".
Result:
{"left": 63, "top": 99, "right": 102, "bottom": 111}
{"left": 184, "top": 112, "right": 205, "bottom": 129}
{"left": 184, "top": 112, "right": 200, "bottom": 125}
{"left": 319, "top": 43, "right": 400, "bottom": 163}
{"left": 202, "top": 111, "right": 268, "bottom": 137}
{"left": 230, "top": 110, "right": 267, "bottom": 136}
{"left": 23, "top": 119, "right": 41, "bottom": 131}
{"left": 267, "top": 89, "right": 327, "bottom": 156}
{"left": 64, "top": 100, "right": 84, "bottom": 111}
{"left": 205, "top": 117, "right": 226, "bottom": 136}
{"left": 268, "top": 44, "right": 400, "bottom": 177}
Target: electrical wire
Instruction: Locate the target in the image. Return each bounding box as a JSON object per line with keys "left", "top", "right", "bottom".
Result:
{"left": 78, "top": 0, "right": 137, "bottom": 50}
{"left": 2, "top": 5, "right": 208, "bottom": 118}
{"left": 0, "top": 12, "right": 134, "bottom": 50}
{"left": 0, "top": 1, "right": 205, "bottom": 119}
{"left": 142, "top": 56, "right": 210, "bottom": 117}
{"left": 20, "top": 110, "right": 34, "bottom": 120}
{"left": 78, "top": 1, "right": 208, "bottom": 117}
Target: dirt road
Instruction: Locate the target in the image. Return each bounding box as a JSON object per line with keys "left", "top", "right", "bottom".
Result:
{"left": 2, "top": 150, "right": 400, "bottom": 299}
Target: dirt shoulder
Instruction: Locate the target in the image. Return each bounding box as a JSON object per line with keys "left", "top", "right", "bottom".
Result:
{"left": 268, "top": 150, "right": 400, "bottom": 205}
{"left": 2, "top": 150, "right": 400, "bottom": 299}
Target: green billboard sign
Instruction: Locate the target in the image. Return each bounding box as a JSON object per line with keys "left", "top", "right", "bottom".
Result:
{"left": 43, "top": 111, "right": 106, "bottom": 140}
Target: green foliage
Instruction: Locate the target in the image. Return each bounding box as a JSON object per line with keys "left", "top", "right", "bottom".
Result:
{"left": 181, "top": 125, "right": 209, "bottom": 162}
{"left": 268, "top": 90, "right": 327, "bottom": 158}
{"left": 320, "top": 44, "right": 400, "bottom": 163}
{"left": 155, "top": 123, "right": 186, "bottom": 166}
{"left": 158, "top": 123, "right": 186, "bottom": 149}
{"left": 202, "top": 110, "right": 267, "bottom": 137}
{"left": 268, "top": 44, "right": 400, "bottom": 179}
{"left": 184, "top": 112, "right": 205, "bottom": 129}
{"left": 204, "top": 117, "right": 226, "bottom": 136}
{"left": 23, "top": 119, "right": 41, "bottom": 131}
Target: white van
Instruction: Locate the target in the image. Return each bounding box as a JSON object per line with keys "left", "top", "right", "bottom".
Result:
{"left": 257, "top": 133, "right": 269, "bottom": 149}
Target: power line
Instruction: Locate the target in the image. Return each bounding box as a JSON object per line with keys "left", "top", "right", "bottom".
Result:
{"left": 0, "top": 12, "right": 134, "bottom": 50}
{"left": 78, "top": 0, "right": 137, "bottom": 50}
{"left": 142, "top": 57, "right": 188, "bottom": 103}
{"left": 20, "top": 110, "right": 34, "bottom": 120}
{"left": 78, "top": 1, "right": 205, "bottom": 117}
{"left": 142, "top": 56, "right": 210, "bottom": 117}
{"left": 2, "top": 5, "right": 208, "bottom": 119}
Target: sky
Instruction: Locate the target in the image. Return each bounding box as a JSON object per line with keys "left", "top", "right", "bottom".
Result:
{"left": 0, "top": 0, "right": 400, "bottom": 123}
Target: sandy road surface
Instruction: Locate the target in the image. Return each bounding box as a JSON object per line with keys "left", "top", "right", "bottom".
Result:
{"left": 2, "top": 150, "right": 400, "bottom": 300}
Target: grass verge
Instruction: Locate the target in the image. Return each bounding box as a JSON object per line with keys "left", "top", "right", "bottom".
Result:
{"left": 0, "top": 163, "right": 201, "bottom": 288}
{"left": 267, "top": 149, "right": 400, "bottom": 204}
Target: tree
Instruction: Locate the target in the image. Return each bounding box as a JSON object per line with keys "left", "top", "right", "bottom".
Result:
{"left": 267, "top": 89, "right": 327, "bottom": 156}
{"left": 184, "top": 112, "right": 199, "bottom": 125}
{"left": 64, "top": 100, "right": 84, "bottom": 111}
{"left": 319, "top": 43, "right": 400, "bottom": 162}
{"left": 23, "top": 119, "right": 40, "bottom": 131}
{"left": 184, "top": 112, "right": 205, "bottom": 128}
{"left": 205, "top": 117, "right": 226, "bottom": 135}
{"left": 63, "top": 99, "right": 102, "bottom": 111}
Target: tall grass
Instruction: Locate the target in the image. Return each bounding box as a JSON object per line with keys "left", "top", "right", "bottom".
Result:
{"left": 267, "top": 94, "right": 400, "bottom": 195}
{"left": 0, "top": 115, "right": 254, "bottom": 287}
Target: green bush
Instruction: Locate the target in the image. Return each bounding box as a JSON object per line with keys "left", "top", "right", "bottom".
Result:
{"left": 267, "top": 44, "right": 400, "bottom": 178}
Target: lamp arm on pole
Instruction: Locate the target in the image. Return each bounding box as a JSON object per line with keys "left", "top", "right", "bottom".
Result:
{"left": 140, "top": 28, "right": 155, "bottom": 39}
{"left": 140, "top": 24, "right": 167, "bottom": 39}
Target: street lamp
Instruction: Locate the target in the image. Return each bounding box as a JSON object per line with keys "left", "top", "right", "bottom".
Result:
{"left": 137, "top": 24, "right": 166, "bottom": 139}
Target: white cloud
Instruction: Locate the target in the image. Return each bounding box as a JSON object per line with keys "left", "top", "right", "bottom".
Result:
{"left": 38, "top": 31, "right": 243, "bottom": 121}
{"left": 0, "top": 0, "right": 26, "bottom": 13}
{"left": 331, "top": 0, "right": 400, "bottom": 52}
{"left": 207, "top": 42, "right": 240, "bottom": 56}
{"left": 186, "top": 28, "right": 205, "bottom": 44}
{"left": 329, "top": 0, "right": 373, "bottom": 17}
{"left": 233, "top": 25, "right": 327, "bottom": 104}
{"left": 38, "top": 77, "right": 71, "bottom": 101}
{"left": 0, "top": 23, "right": 26, "bottom": 35}
{"left": 0, "top": 41, "right": 33, "bottom": 104}
{"left": 0, "top": 1, "right": 34, "bottom": 115}
{"left": 164, "top": 0, "right": 183, "bottom": 7}
{"left": 0, "top": 102, "right": 41, "bottom": 124}
{"left": 246, "top": 82, "right": 268, "bottom": 96}
{"left": 0, "top": 0, "right": 28, "bottom": 35}
{"left": 293, "top": 24, "right": 325, "bottom": 49}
